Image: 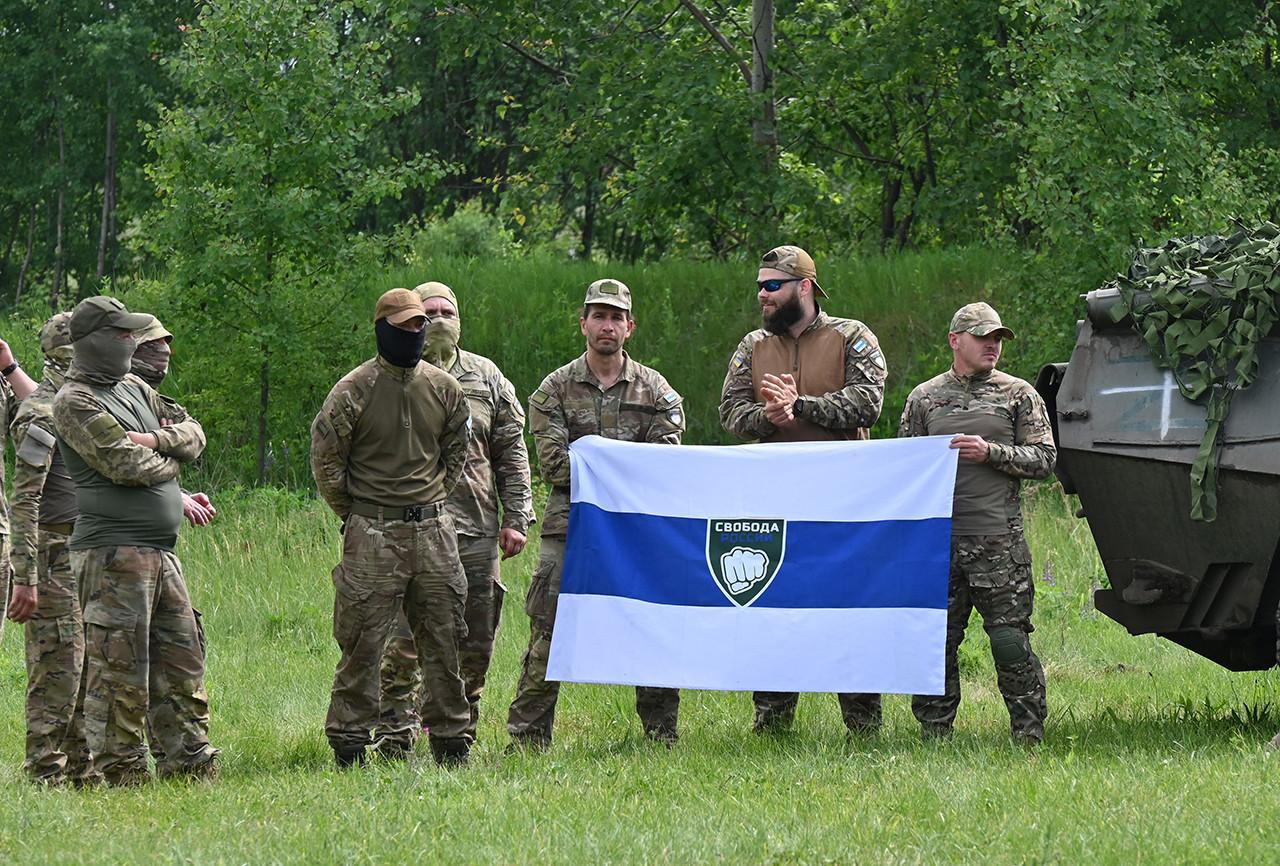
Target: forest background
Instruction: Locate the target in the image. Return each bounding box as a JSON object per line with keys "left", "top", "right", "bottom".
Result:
{"left": 3, "top": 0, "right": 1279, "bottom": 485}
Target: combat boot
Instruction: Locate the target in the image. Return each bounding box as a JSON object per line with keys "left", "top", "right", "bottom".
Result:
{"left": 643, "top": 725, "right": 678, "bottom": 748}
{"left": 104, "top": 767, "right": 153, "bottom": 787}
{"left": 158, "top": 754, "right": 219, "bottom": 782}
{"left": 429, "top": 736, "right": 470, "bottom": 768}
{"left": 920, "top": 722, "right": 953, "bottom": 741}
{"left": 334, "top": 747, "right": 367, "bottom": 769}
{"left": 371, "top": 736, "right": 414, "bottom": 762}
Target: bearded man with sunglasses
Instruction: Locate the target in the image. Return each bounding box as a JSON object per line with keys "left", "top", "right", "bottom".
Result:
{"left": 719, "top": 244, "right": 888, "bottom": 736}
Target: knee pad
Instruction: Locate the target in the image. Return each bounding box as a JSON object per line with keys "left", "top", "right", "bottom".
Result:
{"left": 990, "top": 626, "right": 1029, "bottom": 665}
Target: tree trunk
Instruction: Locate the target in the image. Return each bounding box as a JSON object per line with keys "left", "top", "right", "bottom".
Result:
{"left": 581, "top": 181, "right": 596, "bottom": 260}
{"left": 52, "top": 115, "right": 67, "bottom": 311}
{"left": 257, "top": 349, "right": 270, "bottom": 485}
{"left": 16, "top": 204, "right": 36, "bottom": 304}
{"left": 751, "top": 0, "right": 777, "bottom": 161}
{"left": 97, "top": 90, "right": 118, "bottom": 282}
{"left": 0, "top": 207, "right": 18, "bottom": 287}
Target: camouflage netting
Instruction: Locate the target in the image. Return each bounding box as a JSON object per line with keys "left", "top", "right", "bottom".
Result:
{"left": 1108, "top": 221, "right": 1280, "bottom": 521}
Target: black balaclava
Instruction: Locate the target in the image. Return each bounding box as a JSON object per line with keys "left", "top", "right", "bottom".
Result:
{"left": 375, "top": 318, "right": 427, "bottom": 368}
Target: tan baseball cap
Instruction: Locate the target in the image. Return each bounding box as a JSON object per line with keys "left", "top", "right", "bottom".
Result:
{"left": 761, "top": 245, "right": 827, "bottom": 298}
{"left": 134, "top": 317, "right": 173, "bottom": 345}
{"left": 70, "top": 296, "right": 155, "bottom": 341}
{"left": 374, "top": 288, "right": 427, "bottom": 325}
{"left": 584, "top": 278, "right": 631, "bottom": 311}
{"left": 414, "top": 281, "right": 458, "bottom": 309}
{"left": 949, "top": 302, "right": 1015, "bottom": 339}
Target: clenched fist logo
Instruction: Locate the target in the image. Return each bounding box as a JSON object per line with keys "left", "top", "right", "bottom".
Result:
{"left": 720, "top": 547, "right": 769, "bottom": 594}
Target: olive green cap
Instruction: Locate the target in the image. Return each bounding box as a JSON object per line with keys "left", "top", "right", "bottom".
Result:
{"left": 374, "top": 288, "right": 426, "bottom": 325}
{"left": 39, "top": 312, "right": 73, "bottom": 354}
{"left": 761, "top": 245, "right": 827, "bottom": 298}
{"left": 70, "top": 296, "right": 155, "bottom": 342}
{"left": 584, "top": 278, "right": 631, "bottom": 311}
{"left": 413, "top": 281, "right": 458, "bottom": 309}
{"left": 949, "top": 302, "right": 1015, "bottom": 339}
{"left": 134, "top": 317, "right": 173, "bottom": 345}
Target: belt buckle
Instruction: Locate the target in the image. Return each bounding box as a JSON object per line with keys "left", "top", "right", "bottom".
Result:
{"left": 404, "top": 505, "right": 425, "bottom": 522}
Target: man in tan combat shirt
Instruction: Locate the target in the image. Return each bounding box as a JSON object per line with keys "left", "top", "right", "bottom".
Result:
{"left": 379, "top": 281, "right": 534, "bottom": 749}
{"left": 310, "top": 288, "right": 474, "bottom": 768}
{"left": 719, "top": 244, "right": 887, "bottom": 736}
{"left": 507, "top": 278, "right": 685, "bottom": 749}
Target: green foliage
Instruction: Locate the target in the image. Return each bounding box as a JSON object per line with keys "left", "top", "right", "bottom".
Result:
{"left": 137, "top": 0, "right": 437, "bottom": 483}
{"left": 1115, "top": 220, "right": 1280, "bottom": 520}
{"left": 408, "top": 201, "right": 519, "bottom": 262}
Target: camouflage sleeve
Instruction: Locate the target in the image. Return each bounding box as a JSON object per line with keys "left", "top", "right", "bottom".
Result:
{"left": 490, "top": 373, "right": 535, "bottom": 533}
{"left": 719, "top": 335, "right": 775, "bottom": 440}
{"left": 8, "top": 415, "right": 53, "bottom": 586}
{"left": 646, "top": 376, "right": 685, "bottom": 446}
{"left": 439, "top": 378, "right": 472, "bottom": 498}
{"left": 529, "top": 374, "right": 571, "bottom": 487}
{"left": 53, "top": 387, "right": 181, "bottom": 487}
{"left": 987, "top": 384, "right": 1057, "bottom": 479}
{"left": 896, "top": 387, "right": 929, "bottom": 438}
{"left": 145, "top": 386, "right": 207, "bottom": 463}
{"left": 309, "top": 380, "right": 362, "bottom": 518}
{"left": 801, "top": 325, "right": 886, "bottom": 431}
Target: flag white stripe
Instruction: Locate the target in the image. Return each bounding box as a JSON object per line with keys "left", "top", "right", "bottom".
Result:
{"left": 569, "top": 435, "right": 957, "bottom": 522}
{"left": 547, "top": 594, "right": 947, "bottom": 695}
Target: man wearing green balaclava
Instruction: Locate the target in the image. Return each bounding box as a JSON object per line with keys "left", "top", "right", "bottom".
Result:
{"left": 378, "top": 281, "right": 535, "bottom": 749}
{"left": 51, "top": 296, "right": 219, "bottom": 786}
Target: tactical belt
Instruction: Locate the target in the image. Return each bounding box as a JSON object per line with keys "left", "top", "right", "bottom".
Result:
{"left": 39, "top": 521, "right": 76, "bottom": 535}
{"left": 349, "top": 500, "right": 444, "bottom": 523}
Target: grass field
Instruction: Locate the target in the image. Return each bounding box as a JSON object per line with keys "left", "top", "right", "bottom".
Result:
{"left": 1, "top": 487, "right": 1278, "bottom": 865}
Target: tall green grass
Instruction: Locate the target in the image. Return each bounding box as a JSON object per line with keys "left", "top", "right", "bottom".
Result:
{"left": 1, "top": 489, "right": 1277, "bottom": 864}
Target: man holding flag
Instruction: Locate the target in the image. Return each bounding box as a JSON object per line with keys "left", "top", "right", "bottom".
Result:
{"left": 719, "top": 244, "right": 888, "bottom": 735}
{"left": 507, "top": 278, "right": 685, "bottom": 749}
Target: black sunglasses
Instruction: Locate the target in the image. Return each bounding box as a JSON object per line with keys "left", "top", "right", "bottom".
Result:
{"left": 757, "top": 277, "right": 802, "bottom": 292}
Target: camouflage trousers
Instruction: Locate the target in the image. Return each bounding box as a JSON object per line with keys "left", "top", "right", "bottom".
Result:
{"left": 74, "top": 545, "right": 217, "bottom": 782}
{"left": 911, "top": 532, "right": 1047, "bottom": 741}
{"left": 326, "top": 511, "right": 471, "bottom": 754}
{"left": 22, "top": 527, "right": 94, "bottom": 784}
{"left": 380, "top": 534, "right": 505, "bottom": 744}
{"left": 751, "top": 691, "right": 883, "bottom": 734}
{"left": 507, "top": 537, "right": 679, "bottom": 744}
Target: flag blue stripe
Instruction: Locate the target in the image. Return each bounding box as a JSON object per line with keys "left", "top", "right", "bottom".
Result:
{"left": 561, "top": 502, "right": 950, "bottom": 610}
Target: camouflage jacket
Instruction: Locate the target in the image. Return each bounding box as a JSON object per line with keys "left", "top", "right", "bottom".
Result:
{"left": 311, "top": 357, "right": 470, "bottom": 519}
{"left": 0, "top": 376, "right": 17, "bottom": 535}
{"left": 9, "top": 368, "right": 77, "bottom": 586}
{"left": 898, "top": 367, "right": 1056, "bottom": 535}
{"left": 443, "top": 349, "right": 534, "bottom": 537}
{"left": 719, "top": 310, "right": 886, "bottom": 440}
{"left": 52, "top": 373, "right": 206, "bottom": 488}
{"left": 531, "top": 352, "right": 684, "bottom": 537}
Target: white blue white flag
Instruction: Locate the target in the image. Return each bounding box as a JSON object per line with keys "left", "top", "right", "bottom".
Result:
{"left": 546, "top": 435, "right": 957, "bottom": 695}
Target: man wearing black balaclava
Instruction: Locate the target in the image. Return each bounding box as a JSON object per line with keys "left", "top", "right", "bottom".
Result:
{"left": 310, "top": 288, "right": 474, "bottom": 768}
{"left": 51, "top": 296, "right": 219, "bottom": 786}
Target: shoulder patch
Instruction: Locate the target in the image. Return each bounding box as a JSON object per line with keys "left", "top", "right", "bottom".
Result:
{"left": 85, "top": 412, "right": 127, "bottom": 448}
{"left": 852, "top": 338, "right": 868, "bottom": 353}
{"left": 868, "top": 350, "right": 885, "bottom": 369}
{"left": 661, "top": 390, "right": 680, "bottom": 406}
{"left": 530, "top": 388, "right": 551, "bottom": 407}
{"left": 16, "top": 423, "right": 56, "bottom": 467}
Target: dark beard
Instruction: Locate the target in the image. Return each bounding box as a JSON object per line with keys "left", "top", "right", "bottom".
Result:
{"left": 763, "top": 294, "right": 804, "bottom": 335}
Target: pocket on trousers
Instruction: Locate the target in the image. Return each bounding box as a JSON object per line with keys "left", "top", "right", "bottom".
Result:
{"left": 524, "top": 559, "right": 552, "bottom": 621}
{"left": 83, "top": 603, "right": 137, "bottom": 673}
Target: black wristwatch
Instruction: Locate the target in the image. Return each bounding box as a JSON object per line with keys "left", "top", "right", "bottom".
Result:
{"left": 1, "top": 361, "right": 19, "bottom": 377}
{"left": 792, "top": 397, "right": 807, "bottom": 418}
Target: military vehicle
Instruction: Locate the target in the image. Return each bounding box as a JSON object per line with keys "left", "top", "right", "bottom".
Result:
{"left": 1036, "top": 287, "right": 1280, "bottom": 670}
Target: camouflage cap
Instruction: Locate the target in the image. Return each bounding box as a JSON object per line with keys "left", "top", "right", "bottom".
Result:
{"left": 413, "top": 281, "right": 458, "bottom": 309}
{"left": 133, "top": 316, "right": 173, "bottom": 345}
{"left": 949, "top": 302, "right": 1015, "bottom": 340}
{"left": 761, "top": 245, "right": 827, "bottom": 298}
{"left": 39, "top": 311, "right": 73, "bottom": 354}
{"left": 584, "top": 278, "right": 631, "bottom": 311}
{"left": 374, "top": 288, "right": 426, "bottom": 325}
{"left": 70, "top": 296, "right": 155, "bottom": 342}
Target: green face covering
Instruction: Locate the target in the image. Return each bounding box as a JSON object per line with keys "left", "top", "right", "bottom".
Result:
{"left": 131, "top": 339, "right": 171, "bottom": 388}
{"left": 422, "top": 317, "right": 461, "bottom": 369}
{"left": 43, "top": 345, "right": 73, "bottom": 385}
{"left": 68, "top": 328, "right": 137, "bottom": 387}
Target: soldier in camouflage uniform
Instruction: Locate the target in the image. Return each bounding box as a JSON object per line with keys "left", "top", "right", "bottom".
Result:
{"left": 898, "top": 302, "right": 1056, "bottom": 744}
{"left": 379, "top": 281, "right": 534, "bottom": 748}
{"left": 311, "top": 288, "right": 474, "bottom": 768}
{"left": 52, "top": 296, "right": 218, "bottom": 786}
{"left": 8, "top": 313, "right": 97, "bottom": 785}
{"left": 719, "top": 245, "right": 887, "bottom": 735}
{"left": 507, "top": 278, "right": 685, "bottom": 748}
